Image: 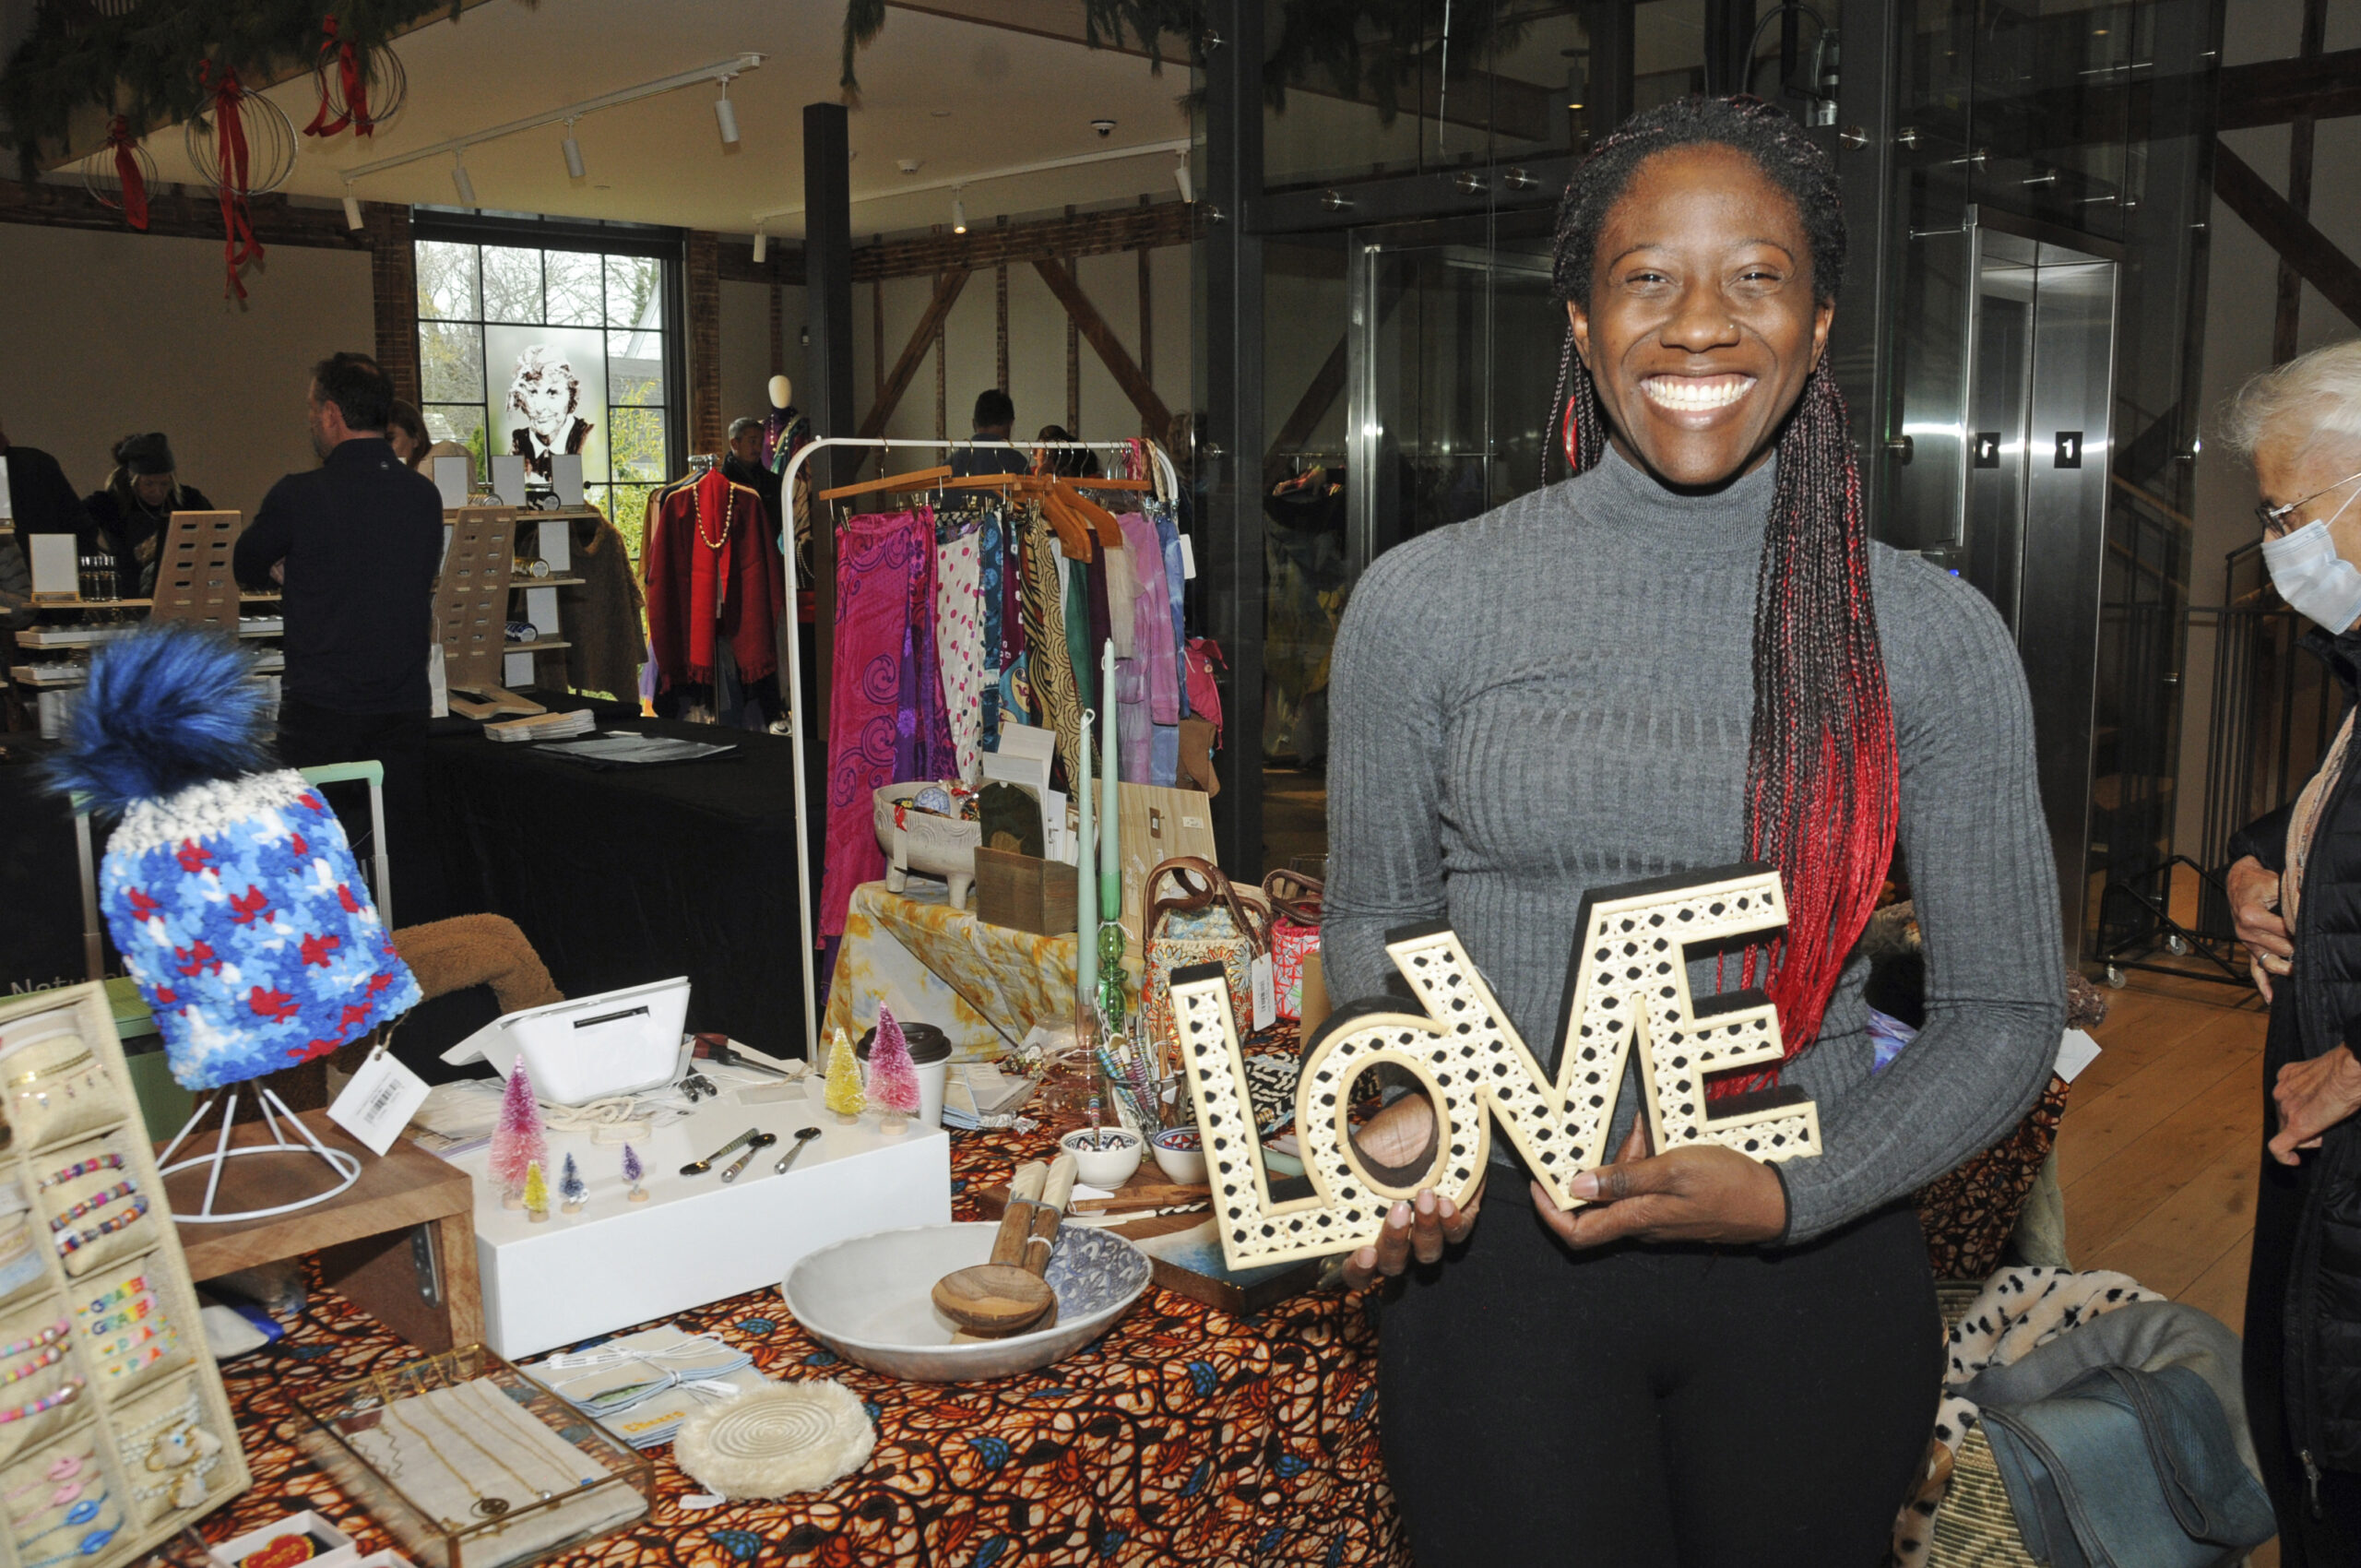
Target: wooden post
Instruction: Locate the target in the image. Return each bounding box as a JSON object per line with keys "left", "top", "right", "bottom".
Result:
{"left": 2274, "top": 0, "right": 2329, "bottom": 364}
{"left": 1137, "top": 195, "right": 1156, "bottom": 438}
{"left": 935, "top": 267, "right": 949, "bottom": 442}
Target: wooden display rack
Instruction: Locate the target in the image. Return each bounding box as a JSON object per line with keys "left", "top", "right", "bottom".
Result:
{"left": 0, "top": 984, "right": 253, "bottom": 1568}
{"left": 148, "top": 512, "right": 244, "bottom": 632}
{"left": 434, "top": 506, "right": 540, "bottom": 720}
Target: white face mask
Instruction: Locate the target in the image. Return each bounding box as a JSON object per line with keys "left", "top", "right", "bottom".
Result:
{"left": 2263, "top": 486, "right": 2361, "bottom": 632}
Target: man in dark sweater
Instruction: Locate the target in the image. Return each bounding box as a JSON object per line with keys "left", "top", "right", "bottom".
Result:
{"left": 949, "top": 388, "right": 1030, "bottom": 478}
{"left": 235, "top": 352, "right": 446, "bottom": 919}
{"left": 1, "top": 419, "right": 87, "bottom": 633}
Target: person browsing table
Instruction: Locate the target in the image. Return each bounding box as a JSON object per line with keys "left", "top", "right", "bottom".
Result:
{"left": 234, "top": 351, "right": 445, "bottom": 917}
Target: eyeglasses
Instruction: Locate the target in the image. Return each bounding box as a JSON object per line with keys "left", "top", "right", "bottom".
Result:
{"left": 2257, "top": 467, "right": 2361, "bottom": 537}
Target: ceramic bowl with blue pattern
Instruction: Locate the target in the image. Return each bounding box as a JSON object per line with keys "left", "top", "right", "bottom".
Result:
{"left": 783, "top": 1221, "right": 1150, "bottom": 1382}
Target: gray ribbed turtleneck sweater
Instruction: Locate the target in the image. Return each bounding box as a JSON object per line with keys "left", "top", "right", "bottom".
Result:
{"left": 1321, "top": 449, "right": 2064, "bottom": 1244}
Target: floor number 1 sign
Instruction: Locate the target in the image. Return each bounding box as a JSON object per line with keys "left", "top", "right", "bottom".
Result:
{"left": 1174, "top": 864, "right": 1824, "bottom": 1270}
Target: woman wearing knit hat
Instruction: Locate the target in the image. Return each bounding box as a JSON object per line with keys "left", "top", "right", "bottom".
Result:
{"left": 82, "top": 432, "right": 210, "bottom": 600}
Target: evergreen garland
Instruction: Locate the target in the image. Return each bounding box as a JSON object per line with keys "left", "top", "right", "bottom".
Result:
{"left": 0, "top": 0, "right": 476, "bottom": 179}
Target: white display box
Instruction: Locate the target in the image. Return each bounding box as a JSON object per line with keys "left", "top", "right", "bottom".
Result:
{"left": 452, "top": 1095, "right": 951, "bottom": 1359}
{"left": 210, "top": 1512, "right": 360, "bottom": 1568}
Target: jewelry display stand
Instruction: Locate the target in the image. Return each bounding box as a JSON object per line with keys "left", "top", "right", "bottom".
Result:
{"left": 434, "top": 507, "right": 540, "bottom": 721}
{"left": 146, "top": 512, "right": 244, "bottom": 633}
{"left": 0, "top": 984, "right": 254, "bottom": 1568}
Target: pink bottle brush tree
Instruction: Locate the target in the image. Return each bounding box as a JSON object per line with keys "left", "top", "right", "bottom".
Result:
{"left": 869, "top": 1006, "right": 923, "bottom": 1133}
{"left": 490, "top": 1062, "right": 549, "bottom": 1207}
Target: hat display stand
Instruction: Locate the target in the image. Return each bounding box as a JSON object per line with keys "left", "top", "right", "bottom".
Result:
{"left": 152, "top": 1082, "right": 364, "bottom": 1225}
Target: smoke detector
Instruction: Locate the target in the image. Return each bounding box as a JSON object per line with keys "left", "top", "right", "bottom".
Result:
{"left": 896, "top": 158, "right": 922, "bottom": 174}
{"left": 1090, "top": 118, "right": 1116, "bottom": 137}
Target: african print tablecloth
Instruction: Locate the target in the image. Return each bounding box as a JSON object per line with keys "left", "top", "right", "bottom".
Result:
{"left": 197, "top": 1113, "right": 1406, "bottom": 1568}
{"left": 821, "top": 882, "right": 1145, "bottom": 1063}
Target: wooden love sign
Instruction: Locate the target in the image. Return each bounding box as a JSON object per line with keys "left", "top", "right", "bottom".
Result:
{"left": 1173, "top": 864, "right": 1824, "bottom": 1270}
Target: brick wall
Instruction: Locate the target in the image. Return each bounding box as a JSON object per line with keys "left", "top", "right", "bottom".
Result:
{"left": 362, "top": 202, "right": 419, "bottom": 406}
{"left": 687, "top": 230, "right": 722, "bottom": 456}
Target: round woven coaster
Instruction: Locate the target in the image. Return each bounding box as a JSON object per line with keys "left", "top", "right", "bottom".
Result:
{"left": 672, "top": 1381, "right": 876, "bottom": 1501}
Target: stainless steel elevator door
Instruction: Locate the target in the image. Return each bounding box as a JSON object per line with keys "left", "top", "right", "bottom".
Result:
{"left": 1957, "top": 229, "right": 2121, "bottom": 963}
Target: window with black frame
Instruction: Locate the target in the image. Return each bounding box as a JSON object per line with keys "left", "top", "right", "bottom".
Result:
{"left": 413, "top": 234, "right": 674, "bottom": 554}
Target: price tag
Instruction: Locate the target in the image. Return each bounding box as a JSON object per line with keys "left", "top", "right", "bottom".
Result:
{"left": 1250, "top": 955, "right": 1277, "bottom": 1032}
{"left": 1178, "top": 535, "right": 1197, "bottom": 580}
{"left": 328, "top": 1047, "right": 432, "bottom": 1156}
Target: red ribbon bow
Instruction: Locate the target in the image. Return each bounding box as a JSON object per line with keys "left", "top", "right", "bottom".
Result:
{"left": 303, "top": 16, "right": 375, "bottom": 138}
{"left": 102, "top": 116, "right": 148, "bottom": 232}
{"left": 199, "top": 62, "right": 265, "bottom": 300}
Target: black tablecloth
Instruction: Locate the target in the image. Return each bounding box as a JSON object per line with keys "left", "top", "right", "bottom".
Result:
{"left": 424, "top": 707, "right": 810, "bottom": 1058}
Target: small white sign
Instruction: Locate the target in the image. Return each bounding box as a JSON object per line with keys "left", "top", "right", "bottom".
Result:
{"left": 550, "top": 453, "right": 586, "bottom": 506}
{"left": 491, "top": 454, "right": 528, "bottom": 506}
{"left": 1178, "top": 534, "right": 1197, "bottom": 579}
{"left": 328, "top": 1047, "right": 432, "bottom": 1155}
{"left": 432, "top": 454, "right": 470, "bottom": 508}
{"left": 1250, "top": 954, "right": 1277, "bottom": 1031}
{"left": 2055, "top": 1028, "right": 2103, "bottom": 1085}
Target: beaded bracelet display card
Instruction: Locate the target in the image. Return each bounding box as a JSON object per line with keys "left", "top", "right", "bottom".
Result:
{"left": 0, "top": 985, "right": 251, "bottom": 1568}
{"left": 1176, "top": 864, "right": 1824, "bottom": 1270}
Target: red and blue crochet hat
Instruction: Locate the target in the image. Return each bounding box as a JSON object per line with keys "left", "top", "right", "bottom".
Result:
{"left": 45, "top": 625, "right": 419, "bottom": 1091}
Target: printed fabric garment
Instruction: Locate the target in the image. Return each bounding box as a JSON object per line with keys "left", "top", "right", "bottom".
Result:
{"left": 1155, "top": 507, "right": 1190, "bottom": 723}
{"left": 820, "top": 509, "right": 946, "bottom": 940}
{"left": 1017, "top": 511, "right": 1090, "bottom": 787}
{"left": 935, "top": 529, "right": 985, "bottom": 785}
{"left": 1119, "top": 512, "right": 1180, "bottom": 785}
{"left": 978, "top": 511, "right": 1004, "bottom": 759}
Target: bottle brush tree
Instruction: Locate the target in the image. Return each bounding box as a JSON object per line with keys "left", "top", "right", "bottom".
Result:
{"left": 490, "top": 1062, "right": 548, "bottom": 1207}
{"left": 868, "top": 1006, "right": 922, "bottom": 1132}
{"left": 823, "top": 1027, "right": 865, "bottom": 1124}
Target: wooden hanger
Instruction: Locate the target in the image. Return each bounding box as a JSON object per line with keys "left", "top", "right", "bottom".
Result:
{"left": 1065, "top": 477, "right": 1152, "bottom": 493}
{"left": 817, "top": 464, "right": 953, "bottom": 503}
{"left": 1048, "top": 479, "right": 1126, "bottom": 549}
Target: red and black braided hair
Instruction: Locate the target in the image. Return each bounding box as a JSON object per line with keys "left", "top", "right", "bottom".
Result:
{"left": 1549, "top": 95, "right": 1898, "bottom": 1075}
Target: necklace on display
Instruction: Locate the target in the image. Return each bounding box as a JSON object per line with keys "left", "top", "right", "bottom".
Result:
{"left": 694, "top": 471, "right": 732, "bottom": 551}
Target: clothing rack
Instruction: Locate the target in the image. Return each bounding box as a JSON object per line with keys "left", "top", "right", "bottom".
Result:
{"left": 775, "top": 435, "right": 1181, "bottom": 1055}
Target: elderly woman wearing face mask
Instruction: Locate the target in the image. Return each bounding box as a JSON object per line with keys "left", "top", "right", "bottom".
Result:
{"left": 81, "top": 432, "right": 211, "bottom": 600}
{"left": 2222, "top": 338, "right": 2361, "bottom": 1564}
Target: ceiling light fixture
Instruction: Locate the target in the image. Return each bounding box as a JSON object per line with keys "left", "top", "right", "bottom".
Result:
{"left": 953, "top": 188, "right": 967, "bottom": 234}
{"left": 451, "top": 148, "right": 478, "bottom": 208}
{"left": 341, "top": 186, "right": 363, "bottom": 230}
{"left": 749, "top": 137, "right": 1192, "bottom": 225}
{"left": 562, "top": 119, "right": 587, "bottom": 179}
{"left": 339, "top": 53, "right": 766, "bottom": 192}
{"left": 1174, "top": 151, "right": 1194, "bottom": 204}
{"left": 753, "top": 227, "right": 768, "bottom": 262}
{"left": 714, "top": 77, "right": 741, "bottom": 146}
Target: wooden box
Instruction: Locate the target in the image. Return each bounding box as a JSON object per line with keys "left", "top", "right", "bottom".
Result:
{"left": 975, "top": 847, "right": 1078, "bottom": 936}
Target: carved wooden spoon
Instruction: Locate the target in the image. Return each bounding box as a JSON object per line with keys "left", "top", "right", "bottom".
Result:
{"left": 932, "top": 1155, "right": 1076, "bottom": 1339}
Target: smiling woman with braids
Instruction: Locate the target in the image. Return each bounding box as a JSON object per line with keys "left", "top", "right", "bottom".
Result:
{"left": 1321, "top": 97, "right": 2063, "bottom": 1565}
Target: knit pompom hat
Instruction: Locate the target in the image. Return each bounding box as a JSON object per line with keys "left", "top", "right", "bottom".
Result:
{"left": 46, "top": 625, "right": 419, "bottom": 1091}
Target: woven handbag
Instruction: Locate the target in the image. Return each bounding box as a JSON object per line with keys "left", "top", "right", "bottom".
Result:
{"left": 1262, "top": 869, "right": 1323, "bottom": 1022}
{"left": 1141, "top": 857, "right": 1271, "bottom": 1051}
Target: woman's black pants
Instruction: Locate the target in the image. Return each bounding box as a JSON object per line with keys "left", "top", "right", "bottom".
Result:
{"left": 1375, "top": 1179, "right": 1939, "bottom": 1567}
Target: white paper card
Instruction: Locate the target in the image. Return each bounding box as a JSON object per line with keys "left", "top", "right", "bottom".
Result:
{"left": 2055, "top": 1028, "right": 2102, "bottom": 1085}
{"left": 432, "top": 455, "right": 470, "bottom": 508}
{"left": 491, "top": 454, "right": 528, "bottom": 506}
{"left": 1251, "top": 955, "right": 1277, "bottom": 1031}
{"left": 28, "top": 532, "right": 75, "bottom": 597}
{"left": 550, "top": 453, "right": 585, "bottom": 505}
{"left": 328, "top": 1048, "right": 433, "bottom": 1155}
{"left": 1178, "top": 534, "right": 1197, "bottom": 579}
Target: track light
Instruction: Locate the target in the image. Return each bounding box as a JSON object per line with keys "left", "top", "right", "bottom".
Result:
{"left": 753, "top": 228, "right": 768, "bottom": 263}
{"left": 451, "top": 149, "right": 477, "bottom": 208}
{"left": 714, "top": 77, "right": 740, "bottom": 147}
{"left": 1173, "top": 153, "right": 1193, "bottom": 204}
{"left": 562, "top": 120, "right": 586, "bottom": 179}
{"left": 953, "top": 189, "right": 967, "bottom": 235}
{"left": 341, "top": 189, "right": 363, "bottom": 230}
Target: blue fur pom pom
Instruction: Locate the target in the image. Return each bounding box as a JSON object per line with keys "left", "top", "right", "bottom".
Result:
{"left": 43, "top": 624, "right": 269, "bottom": 816}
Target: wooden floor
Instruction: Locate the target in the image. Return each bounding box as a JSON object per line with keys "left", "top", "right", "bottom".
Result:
{"left": 2058, "top": 966, "right": 2276, "bottom": 1562}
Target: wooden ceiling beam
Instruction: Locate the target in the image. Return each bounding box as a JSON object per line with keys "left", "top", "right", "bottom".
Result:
{"left": 0, "top": 177, "right": 375, "bottom": 249}
{"left": 2213, "top": 139, "right": 2361, "bottom": 331}
{"left": 858, "top": 267, "right": 972, "bottom": 441}
{"left": 1031, "top": 256, "right": 1169, "bottom": 435}
{"left": 2216, "top": 46, "right": 2361, "bottom": 131}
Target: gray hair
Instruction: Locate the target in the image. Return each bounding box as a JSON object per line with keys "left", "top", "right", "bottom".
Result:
{"left": 2219, "top": 339, "right": 2361, "bottom": 462}
{"left": 728, "top": 415, "right": 764, "bottom": 443}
